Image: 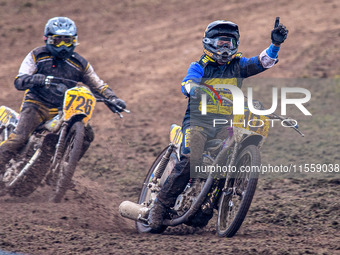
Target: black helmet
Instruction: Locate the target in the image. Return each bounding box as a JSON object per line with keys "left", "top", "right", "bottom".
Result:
{"left": 203, "top": 20, "right": 240, "bottom": 63}
{"left": 44, "top": 17, "right": 78, "bottom": 59}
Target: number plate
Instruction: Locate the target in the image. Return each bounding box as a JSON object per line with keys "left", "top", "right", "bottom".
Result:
{"left": 233, "top": 109, "right": 270, "bottom": 137}
{"left": 63, "top": 87, "right": 96, "bottom": 124}
{"left": 170, "top": 124, "right": 183, "bottom": 147}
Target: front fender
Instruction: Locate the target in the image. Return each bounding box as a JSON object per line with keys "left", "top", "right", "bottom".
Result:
{"left": 240, "top": 134, "right": 265, "bottom": 150}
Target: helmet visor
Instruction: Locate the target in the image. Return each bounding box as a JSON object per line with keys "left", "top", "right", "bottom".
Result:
{"left": 46, "top": 35, "right": 78, "bottom": 47}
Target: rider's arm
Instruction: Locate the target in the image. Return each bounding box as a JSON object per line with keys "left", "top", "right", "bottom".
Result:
{"left": 239, "top": 43, "right": 280, "bottom": 78}
{"left": 181, "top": 62, "right": 204, "bottom": 97}
{"left": 82, "top": 63, "right": 117, "bottom": 99}
{"left": 14, "top": 51, "right": 38, "bottom": 90}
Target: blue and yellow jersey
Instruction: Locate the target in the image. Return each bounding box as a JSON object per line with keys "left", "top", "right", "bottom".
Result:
{"left": 181, "top": 44, "right": 280, "bottom": 127}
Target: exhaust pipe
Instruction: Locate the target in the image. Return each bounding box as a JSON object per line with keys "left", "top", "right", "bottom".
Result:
{"left": 119, "top": 201, "right": 149, "bottom": 222}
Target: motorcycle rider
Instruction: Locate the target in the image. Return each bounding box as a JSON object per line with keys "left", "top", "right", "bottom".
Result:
{"left": 148, "top": 19, "right": 288, "bottom": 231}
{"left": 0, "top": 17, "right": 126, "bottom": 175}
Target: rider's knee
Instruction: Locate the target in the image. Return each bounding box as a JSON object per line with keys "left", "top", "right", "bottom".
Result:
{"left": 8, "top": 132, "right": 28, "bottom": 148}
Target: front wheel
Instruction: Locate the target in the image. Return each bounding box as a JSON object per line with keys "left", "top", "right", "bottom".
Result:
{"left": 136, "top": 146, "right": 177, "bottom": 234}
{"left": 216, "top": 145, "right": 260, "bottom": 238}
{"left": 50, "top": 121, "right": 84, "bottom": 203}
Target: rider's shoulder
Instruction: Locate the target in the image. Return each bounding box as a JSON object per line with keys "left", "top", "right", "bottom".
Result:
{"left": 68, "top": 52, "right": 89, "bottom": 72}
{"left": 31, "top": 46, "right": 52, "bottom": 62}
{"left": 232, "top": 52, "right": 243, "bottom": 60}
{"left": 197, "top": 54, "right": 215, "bottom": 69}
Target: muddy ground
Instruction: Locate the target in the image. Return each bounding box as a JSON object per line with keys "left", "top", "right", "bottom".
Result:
{"left": 0, "top": 0, "right": 339, "bottom": 254}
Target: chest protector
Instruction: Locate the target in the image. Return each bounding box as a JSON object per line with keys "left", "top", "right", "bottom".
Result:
{"left": 27, "top": 46, "right": 88, "bottom": 108}
{"left": 196, "top": 54, "right": 243, "bottom": 115}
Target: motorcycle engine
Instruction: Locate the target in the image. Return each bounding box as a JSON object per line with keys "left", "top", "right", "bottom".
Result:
{"left": 173, "top": 179, "right": 205, "bottom": 216}
{"left": 173, "top": 154, "right": 214, "bottom": 216}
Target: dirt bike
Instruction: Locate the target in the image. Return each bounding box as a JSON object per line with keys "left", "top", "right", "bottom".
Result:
{"left": 0, "top": 76, "right": 129, "bottom": 201}
{"left": 119, "top": 96, "right": 304, "bottom": 237}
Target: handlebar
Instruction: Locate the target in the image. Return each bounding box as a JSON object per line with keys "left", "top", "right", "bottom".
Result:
{"left": 45, "top": 76, "right": 77, "bottom": 87}
{"left": 45, "top": 76, "right": 130, "bottom": 118}
{"left": 96, "top": 97, "right": 130, "bottom": 118}
{"left": 267, "top": 113, "right": 305, "bottom": 137}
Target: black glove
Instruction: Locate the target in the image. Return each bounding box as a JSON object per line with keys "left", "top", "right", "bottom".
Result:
{"left": 271, "top": 17, "right": 288, "bottom": 45}
{"left": 29, "top": 74, "right": 46, "bottom": 87}
{"left": 110, "top": 97, "right": 126, "bottom": 112}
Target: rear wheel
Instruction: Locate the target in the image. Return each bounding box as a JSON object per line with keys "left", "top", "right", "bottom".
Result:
{"left": 216, "top": 145, "right": 260, "bottom": 237}
{"left": 50, "top": 122, "right": 84, "bottom": 203}
{"left": 136, "top": 146, "right": 177, "bottom": 233}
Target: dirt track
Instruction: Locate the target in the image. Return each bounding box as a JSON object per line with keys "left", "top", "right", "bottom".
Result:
{"left": 0, "top": 0, "right": 339, "bottom": 254}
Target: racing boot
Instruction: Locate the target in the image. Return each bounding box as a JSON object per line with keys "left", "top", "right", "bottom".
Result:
{"left": 148, "top": 198, "right": 167, "bottom": 231}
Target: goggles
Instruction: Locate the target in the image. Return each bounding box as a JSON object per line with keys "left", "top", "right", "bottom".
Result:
{"left": 213, "top": 36, "right": 238, "bottom": 50}
{"left": 46, "top": 35, "right": 78, "bottom": 47}
{"left": 203, "top": 36, "right": 238, "bottom": 50}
